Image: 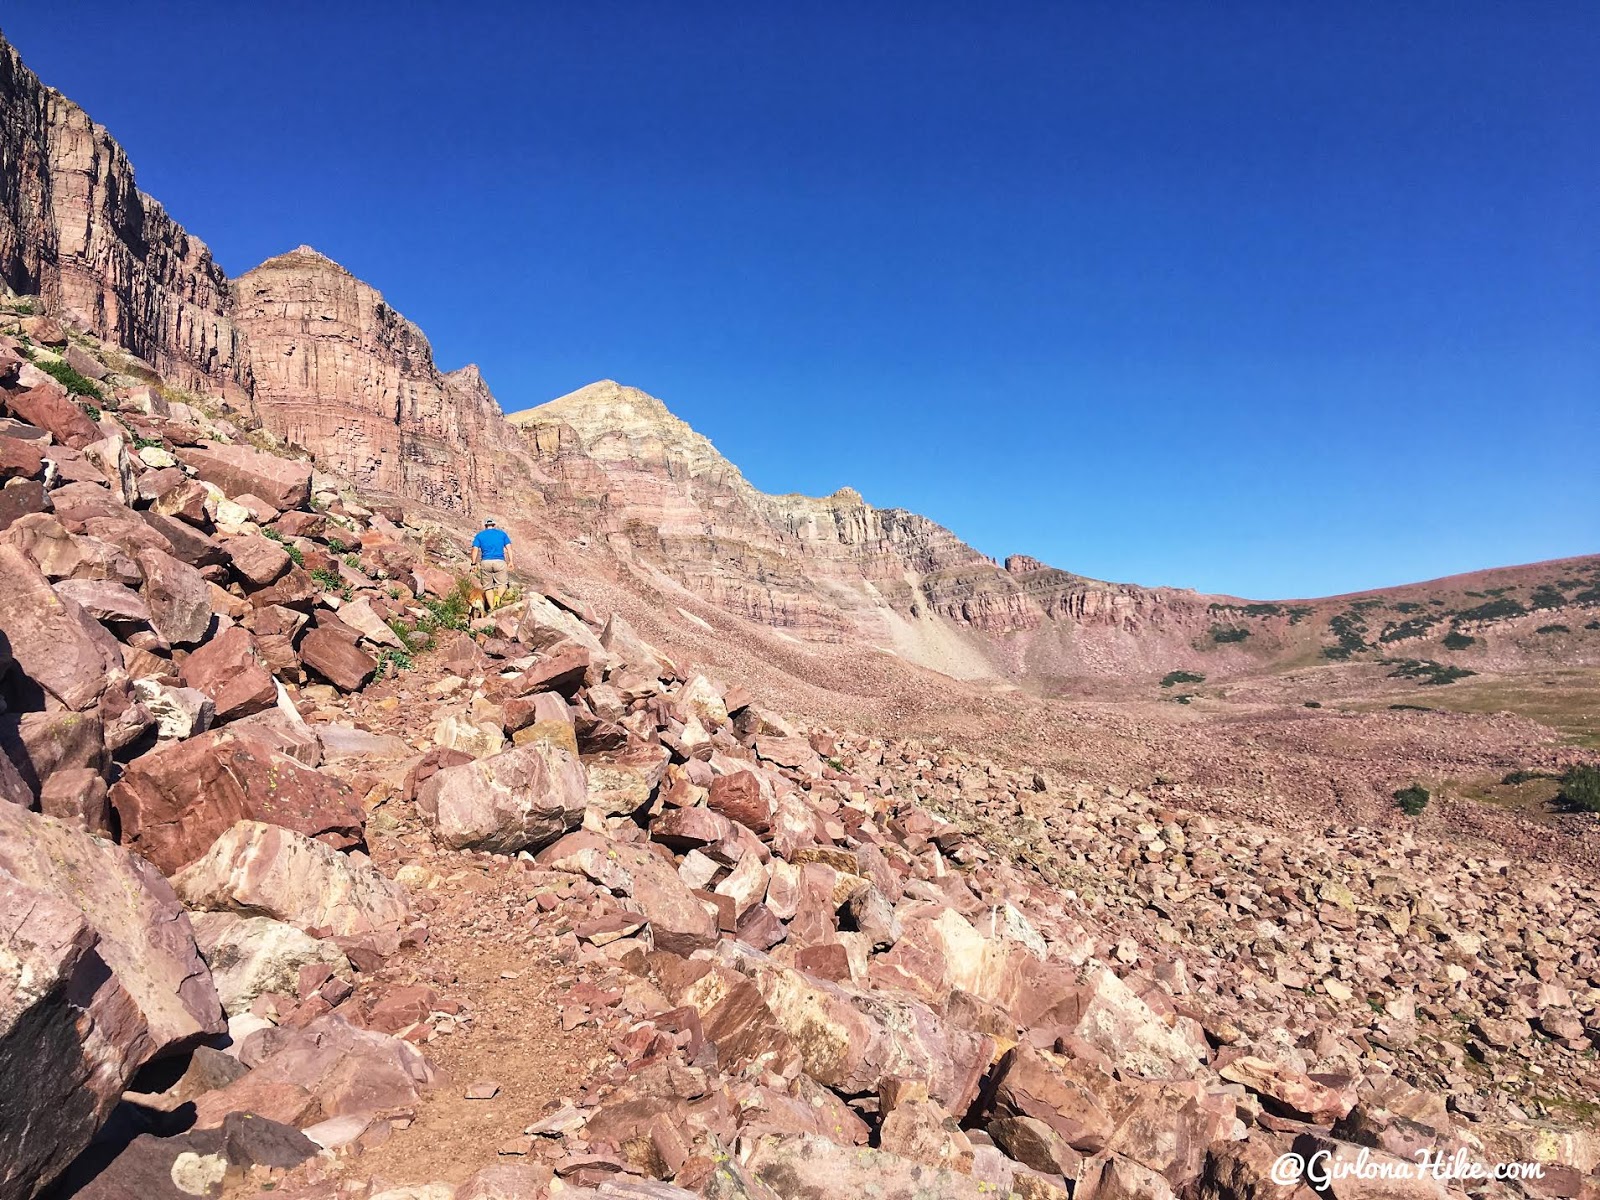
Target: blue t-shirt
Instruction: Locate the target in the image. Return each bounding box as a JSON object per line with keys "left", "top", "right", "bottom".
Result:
{"left": 472, "top": 528, "right": 511, "bottom": 560}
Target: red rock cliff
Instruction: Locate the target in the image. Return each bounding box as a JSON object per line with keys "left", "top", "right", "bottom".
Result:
{"left": 0, "top": 32, "right": 250, "bottom": 399}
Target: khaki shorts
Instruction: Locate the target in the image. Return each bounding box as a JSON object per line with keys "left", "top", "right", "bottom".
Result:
{"left": 480, "top": 559, "right": 509, "bottom": 588}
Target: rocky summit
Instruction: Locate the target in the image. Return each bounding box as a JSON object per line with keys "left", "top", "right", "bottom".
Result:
{"left": 0, "top": 24, "right": 1598, "bottom": 1200}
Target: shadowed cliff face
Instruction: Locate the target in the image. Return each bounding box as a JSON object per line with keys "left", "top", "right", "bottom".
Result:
{"left": 0, "top": 34, "right": 250, "bottom": 400}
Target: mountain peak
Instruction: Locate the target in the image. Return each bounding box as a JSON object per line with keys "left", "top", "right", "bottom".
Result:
{"left": 243, "top": 245, "right": 350, "bottom": 277}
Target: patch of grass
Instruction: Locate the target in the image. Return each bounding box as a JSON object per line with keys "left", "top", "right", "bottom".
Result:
{"left": 36, "top": 357, "right": 102, "bottom": 398}
{"left": 260, "top": 527, "right": 304, "bottom": 567}
{"left": 1587, "top": 620, "right": 1600, "bottom": 631}
{"left": 1394, "top": 784, "right": 1430, "bottom": 816}
{"left": 1394, "top": 601, "right": 1424, "bottom": 614}
{"left": 420, "top": 577, "right": 477, "bottom": 634}
{"left": 1536, "top": 624, "right": 1570, "bottom": 635}
{"left": 1389, "top": 703, "right": 1434, "bottom": 712}
{"left": 386, "top": 618, "right": 433, "bottom": 655}
{"left": 1160, "top": 670, "right": 1206, "bottom": 688}
{"left": 1558, "top": 765, "right": 1600, "bottom": 813}
{"left": 1442, "top": 630, "right": 1476, "bottom": 650}
{"left": 342, "top": 552, "right": 363, "bottom": 570}
{"left": 310, "top": 566, "right": 350, "bottom": 599}
{"left": 325, "top": 536, "right": 350, "bottom": 554}
{"left": 374, "top": 646, "right": 415, "bottom": 674}
{"left": 1394, "top": 670, "right": 1600, "bottom": 749}
{"left": 1455, "top": 597, "right": 1527, "bottom": 623}
{"left": 1211, "top": 626, "right": 1250, "bottom": 644}
{"left": 1352, "top": 597, "right": 1386, "bottom": 612}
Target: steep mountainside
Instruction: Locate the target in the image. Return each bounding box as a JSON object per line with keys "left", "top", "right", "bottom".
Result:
{"left": 512, "top": 381, "right": 1222, "bottom": 678}
{"left": 0, "top": 33, "right": 250, "bottom": 399}
{"left": 232, "top": 247, "right": 545, "bottom": 515}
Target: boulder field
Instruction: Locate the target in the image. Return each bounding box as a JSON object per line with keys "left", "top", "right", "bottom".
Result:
{"left": 1, "top": 322, "right": 1597, "bottom": 1200}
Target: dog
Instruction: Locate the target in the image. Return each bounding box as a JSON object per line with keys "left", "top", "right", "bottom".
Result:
{"left": 464, "top": 580, "right": 491, "bottom": 619}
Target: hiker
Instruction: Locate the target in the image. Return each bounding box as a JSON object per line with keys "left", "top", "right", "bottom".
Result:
{"left": 470, "top": 517, "right": 513, "bottom": 610}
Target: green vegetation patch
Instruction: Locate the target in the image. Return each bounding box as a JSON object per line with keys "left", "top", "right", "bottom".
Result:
{"left": 1455, "top": 597, "right": 1527, "bottom": 623}
{"left": 1394, "top": 784, "right": 1430, "bottom": 816}
{"left": 1536, "top": 624, "right": 1571, "bottom": 635}
{"left": 1324, "top": 610, "right": 1373, "bottom": 659}
{"left": 1211, "top": 626, "right": 1250, "bottom": 644}
{"left": 1558, "top": 765, "right": 1600, "bottom": 813}
{"left": 1379, "top": 616, "right": 1440, "bottom": 643}
{"left": 1386, "top": 659, "right": 1476, "bottom": 686}
{"left": 1531, "top": 585, "right": 1567, "bottom": 610}
{"left": 1160, "top": 670, "right": 1206, "bottom": 688}
{"left": 1442, "top": 630, "right": 1476, "bottom": 651}
{"left": 36, "top": 357, "right": 102, "bottom": 398}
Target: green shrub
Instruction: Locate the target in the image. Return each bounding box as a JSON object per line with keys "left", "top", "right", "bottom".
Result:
{"left": 36, "top": 358, "right": 102, "bottom": 398}
{"left": 1558, "top": 766, "right": 1600, "bottom": 813}
{"left": 1160, "top": 670, "right": 1205, "bottom": 688}
{"left": 1303, "top": 700, "right": 1322, "bottom": 708}
{"left": 1455, "top": 598, "right": 1527, "bottom": 622}
{"left": 1442, "top": 630, "right": 1476, "bottom": 650}
{"left": 1535, "top": 624, "right": 1570, "bottom": 635}
{"left": 1211, "top": 626, "right": 1250, "bottom": 644}
{"left": 1324, "top": 611, "right": 1372, "bottom": 659}
{"left": 1531, "top": 585, "right": 1567, "bottom": 610}
{"left": 1380, "top": 617, "right": 1439, "bottom": 643}
{"left": 1587, "top": 620, "right": 1600, "bottom": 631}
{"left": 1387, "top": 659, "right": 1475, "bottom": 686}
{"left": 1394, "top": 785, "right": 1430, "bottom": 816}
{"left": 310, "top": 566, "right": 344, "bottom": 592}
{"left": 1207, "top": 602, "right": 1283, "bottom": 618}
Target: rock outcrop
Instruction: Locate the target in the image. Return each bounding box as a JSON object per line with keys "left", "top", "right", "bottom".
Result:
{"left": 231, "top": 247, "right": 531, "bottom": 514}
{"left": 0, "top": 33, "right": 250, "bottom": 400}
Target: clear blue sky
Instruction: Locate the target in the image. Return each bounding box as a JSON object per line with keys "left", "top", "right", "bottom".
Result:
{"left": 7, "top": 2, "right": 1596, "bottom": 599}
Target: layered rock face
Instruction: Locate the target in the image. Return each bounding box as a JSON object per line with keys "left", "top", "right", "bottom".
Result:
{"left": 0, "top": 33, "right": 250, "bottom": 400}
{"left": 512, "top": 381, "right": 1215, "bottom": 676}
{"left": 232, "top": 248, "right": 533, "bottom": 514}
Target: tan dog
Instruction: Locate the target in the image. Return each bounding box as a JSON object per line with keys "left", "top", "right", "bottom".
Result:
{"left": 464, "top": 580, "right": 491, "bottom": 619}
